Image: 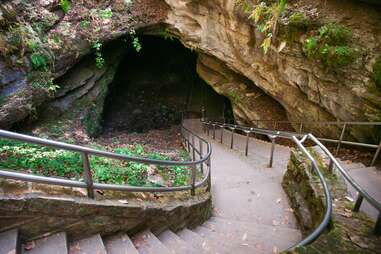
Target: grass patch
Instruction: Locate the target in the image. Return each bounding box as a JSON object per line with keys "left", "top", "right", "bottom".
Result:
{"left": 0, "top": 139, "right": 192, "bottom": 187}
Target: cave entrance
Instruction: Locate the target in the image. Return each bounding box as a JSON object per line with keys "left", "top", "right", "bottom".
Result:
{"left": 102, "top": 36, "right": 232, "bottom": 133}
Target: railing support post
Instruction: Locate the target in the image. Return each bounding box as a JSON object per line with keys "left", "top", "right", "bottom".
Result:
{"left": 268, "top": 135, "right": 276, "bottom": 168}
{"left": 212, "top": 124, "right": 216, "bottom": 139}
{"left": 191, "top": 164, "right": 196, "bottom": 196}
{"left": 82, "top": 152, "right": 94, "bottom": 199}
{"left": 336, "top": 123, "right": 347, "bottom": 155}
{"left": 299, "top": 123, "right": 303, "bottom": 134}
{"left": 245, "top": 131, "right": 250, "bottom": 156}
{"left": 328, "top": 158, "right": 334, "bottom": 173}
{"left": 230, "top": 127, "right": 235, "bottom": 149}
{"left": 220, "top": 126, "right": 224, "bottom": 143}
{"left": 371, "top": 140, "right": 381, "bottom": 167}
{"left": 206, "top": 145, "right": 211, "bottom": 192}
{"left": 374, "top": 213, "right": 381, "bottom": 235}
{"left": 199, "top": 139, "right": 204, "bottom": 174}
{"left": 353, "top": 194, "right": 363, "bottom": 212}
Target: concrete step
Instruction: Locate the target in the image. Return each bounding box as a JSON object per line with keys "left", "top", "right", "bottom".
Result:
{"left": 69, "top": 234, "right": 107, "bottom": 254}
{"left": 176, "top": 228, "right": 215, "bottom": 254}
{"left": 133, "top": 230, "right": 171, "bottom": 254}
{"left": 23, "top": 232, "right": 68, "bottom": 254}
{"left": 207, "top": 217, "right": 301, "bottom": 252}
{"left": 104, "top": 234, "right": 139, "bottom": 254}
{"left": 0, "top": 229, "right": 19, "bottom": 254}
{"left": 192, "top": 225, "right": 267, "bottom": 254}
{"left": 344, "top": 166, "right": 381, "bottom": 220}
{"left": 157, "top": 230, "right": 198, "bottom": 254}
{"left": 338, "top": 160, "right": 366, "bottom": 170}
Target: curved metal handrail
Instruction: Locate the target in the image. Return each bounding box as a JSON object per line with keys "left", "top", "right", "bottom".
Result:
{"left": 203, "top": 119, "right": 381, "bottom": 249}
{"left": 0, "top": 124, "right": 212, "bottom": 197}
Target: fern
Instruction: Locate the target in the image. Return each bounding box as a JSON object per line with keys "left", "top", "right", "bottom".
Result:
{"left": 60, "top": 0, "right": 71, "bottom": 14}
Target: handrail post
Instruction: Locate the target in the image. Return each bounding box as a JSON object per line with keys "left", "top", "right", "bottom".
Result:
{"left": 353, "top": 194, "right": 363, "bottom": 212}
{"left": 191, "top": 164, "right": 196, "bottom": 196}
{"left": 374, "top": 213, "right": 381, "bottom": 235}
{"left": 192, "top": 135, "right": 196, "bottom": 161}
{"left": 245, "top": 131, "right": 250, "bottom": 156}
{"left": 371, "top": 139, "right": 381, "bottom": 167}
{"left": 336, "top": 123, "right": 347, "bottom": 155}
{"left": 220, "top": 125, "right": 224, "bottom": 143}
{"left": 82, "top": 152, "right": 94, "bottom": 199}
{"left": 268, "top": 135, "right": 276, "bottom": 168}
{"left": 299, "top": 123, "right": 303, "bottom": 133}
{"left": 212, "top": 124, "right": 216, "bottom": 139}
{"left": 328, "top": 158, "right": 334, "bottom": 173}
{"left": 199, "top": 139, "right": 204, "bottom": 174}
{"left": 206, "top": 145, "right": 211, "bottom": 192}
{"left": 230, "top": 127, "right": 235, "bottom": 149}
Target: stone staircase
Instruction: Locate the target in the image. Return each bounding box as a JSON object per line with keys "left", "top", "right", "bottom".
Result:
{"left": 338, "top": 159, "right": 381, "bottom": 221}
{"left": 0, "top": 215, "right": 301, "bottom": 254}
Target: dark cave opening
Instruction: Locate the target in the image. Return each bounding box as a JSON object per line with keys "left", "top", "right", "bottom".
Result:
{"left": 102, "top": 36, "right": 233, "bottom": 133}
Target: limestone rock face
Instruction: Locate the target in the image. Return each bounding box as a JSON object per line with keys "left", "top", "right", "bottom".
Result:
{"left": 0, "top": 0, "right": 380, "bottom": 142}
{"left": 163, "top": 0, "right": 381, "bottom": 141}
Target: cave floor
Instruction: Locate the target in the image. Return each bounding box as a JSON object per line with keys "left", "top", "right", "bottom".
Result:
{"left": 183, "top": 119, "right": 302, "bottom": 253}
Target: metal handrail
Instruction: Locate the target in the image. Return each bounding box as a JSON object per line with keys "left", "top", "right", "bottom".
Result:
{"left": 203, "top": 120, "right": 381, "bottom": 249}
{"left": 0, "top": 124, "right": 212, "bottom": 197}
{"left": 208, "top": 118, "right": 381, "bottom": 166}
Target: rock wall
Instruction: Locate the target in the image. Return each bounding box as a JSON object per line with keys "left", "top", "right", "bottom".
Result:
{"left": 282, "top": 148, "right": 381, "bottom": 253}
{"left": 0, "top": 179, "right": 212, "bottom": 241}
{"left": 163, "top": 0, "right": 381, "bottom": 141}
{"left": 0, "top": 0, "right": 381, "bottom": 141}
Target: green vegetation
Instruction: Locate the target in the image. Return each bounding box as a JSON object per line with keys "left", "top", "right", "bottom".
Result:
{"left": 92, "top": 40, "right": 105, "bottom": 69}
{"left": 129, "top": 29, "right": 142, "bottom": 52}
{"left": 59, "top": 0, "right": 71, "bottom": 14}
{"left": 373, "top": 57, "right": 381, "bottom": 90}
{"left": 288, "top": 12, "right": 309, "bottom": 28}
{"left": 0, "top": 139, "right": 192, "bottom": 187}
{"left": 99, "top": 8, "right": 113, "bottom": 19}
{"left": 237, "top": 0, "right": 287, "bottom": 54}
{"left": 304, "top": 23, "right": 356, "bottom": 68}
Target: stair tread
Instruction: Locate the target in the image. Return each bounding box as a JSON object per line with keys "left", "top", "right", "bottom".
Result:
{"left": 69, "top": 234, "right": 107, "bottom": 254}
{"left": 0, "top": 229, "right": 18, "bottom": 254}
{"left": 23, "top": 232, "right": 67, "bottom": 254}
{"left": 104, "top": 234, "right": 139, "bottom": 254}
{"left": 157, "top": 230, "right": 198, "bottom": 254}
{"left": 206, "top": 217, "right": 301, "bottom": 251}
{"left": 133, "top": 230, "right": 171, "bottom": 254}
{"left": 176, "top": 228, "right": 216, "bottom": 254}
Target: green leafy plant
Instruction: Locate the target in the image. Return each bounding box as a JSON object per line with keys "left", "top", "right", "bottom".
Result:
{"left": 80, "top": 20, "right": 90, "bottom": 29}
{"left": 288, "top": 12, "right": 309, "bottom": 28}
{"left": 373, "top": 57, "right": 381, "bottom": 90}
{"left": 60, "top": 0, "right": 71, "bottom": 14}
{"left": 245, "top": 0, "right": 287, "bottom": 54}
{"left": 92, "top": 40, "right": 105, "bottom": 69}
{"left": 129, "top": 29, "right": 142, "bottom": 52}
{"left": 30, "top": 52, "right": 48, "bottom": 70}
{"left": 0, "top": 139, "right": 191, "bottom": 187}
{"left": 99, "top": 8, "right": 113, "bottom": 19}
{"left": 303, "top": 23, "right": 356, "bottom": 68}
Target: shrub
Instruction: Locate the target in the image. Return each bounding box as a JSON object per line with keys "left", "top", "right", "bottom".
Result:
{"left": 289, "top": 12, "right": 309, "bottom": 28}
{"left": 303, "top": 23, "right": 356, "bottom": 68}
{"left": 30, "top": 52, "right": 48, "bottom": 70}
{"left": 318, "top": 23, "right": 352, "bottom": 45}
{"left": 60, "top": 0, "right": 71, "bottom": 14}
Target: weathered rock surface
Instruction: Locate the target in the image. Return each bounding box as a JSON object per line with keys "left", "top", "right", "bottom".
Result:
{"left": 282, "top": 148, "right": 381, "bottom": 253}
{"left": 0, "top": 0, "right": 380, "bottom": 141}
{"left": 163, "top": 0, "right": 381, "bottom": 141}
{"left": 0, "top": 179, "right": 212, "bottom": 241}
